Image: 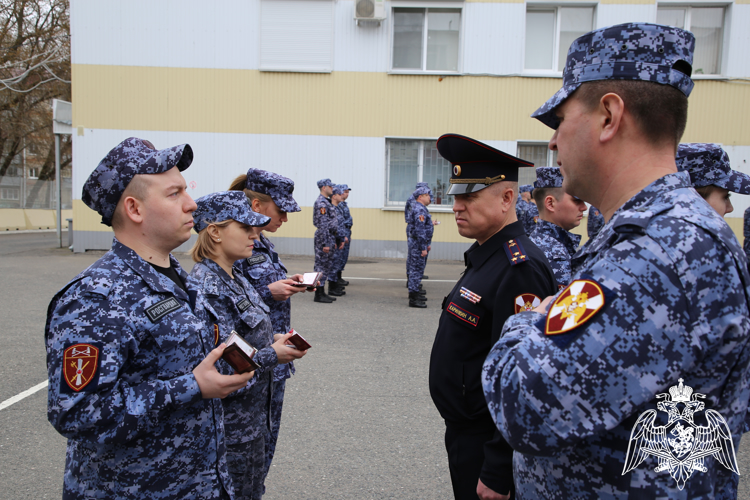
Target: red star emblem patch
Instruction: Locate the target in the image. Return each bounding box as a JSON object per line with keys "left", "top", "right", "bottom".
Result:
{"left": 545, "top": 279, "right": 605, "bottom": 335}
{"left": 515, "top": 293, "right": 541, "bottom": 314}
{"left": 63, "top": 344, "right": 99, "bottom": 392}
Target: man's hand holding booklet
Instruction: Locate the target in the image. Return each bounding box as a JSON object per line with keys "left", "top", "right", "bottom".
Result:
{"left": 292, "top": 272, "right": 322, "bottom": 291}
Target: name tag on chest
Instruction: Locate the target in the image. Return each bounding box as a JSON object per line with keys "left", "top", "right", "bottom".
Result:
{"left": 146, "top": 297, "right": 181, "bottom": 322}
{"left": 237, "top": 298, "right": 252, "bottom": 312}
{"left": 246, "top": 254, "right": 267, "bottom": 266}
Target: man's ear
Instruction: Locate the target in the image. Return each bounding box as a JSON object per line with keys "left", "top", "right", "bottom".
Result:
{"left": 599, "top": 93, "right": 624, "bottom": 144}
{"left": 501, "top": 186, "right": 515, "bottom": 210}
{"left": 544, "top": 195, "right": 556, "bottom": 213}
{"left": 121, "top": 196, "right": 145, "bottom": 224}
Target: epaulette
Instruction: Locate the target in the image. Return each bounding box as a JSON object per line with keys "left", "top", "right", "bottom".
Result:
{"left": 203, "top": 273, "right": 220, "bottom": 297}
{"left": 503, "top": 238, "right": 528, "bottom": 266}
{"left": 80, "top": 274, "right": 115, "bottom": 297}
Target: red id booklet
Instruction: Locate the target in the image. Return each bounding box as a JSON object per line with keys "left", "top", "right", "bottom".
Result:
{"left": 286, "top": 329, "right": 312, "bottom": 350}
{"left": 222, "top": 330, "right": 261, "bottom": 374}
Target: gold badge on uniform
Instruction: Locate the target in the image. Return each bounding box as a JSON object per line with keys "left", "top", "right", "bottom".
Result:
{"left": 545, "top": 279, "right": 605, "bottom": 335}
{"left": 213, "top": 324, "right": 220, "bottom": 345}
{"left": 453, "top": 165, "right": 461, "bottom": 177}
{"left": 514, "top": 293, "right": 541, "bottom": 313}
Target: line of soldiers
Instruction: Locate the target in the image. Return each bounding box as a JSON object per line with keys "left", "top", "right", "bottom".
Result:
{"left": 45, "top": 139, "right": 312, "bottom": 500}
{"left": 429, "top": 22, "right": 750, "bottom": 500}
{"left": 312, "top": 179, "right": 353, "bottom": 303}
{"left": 405, "top": 183, "right": 437, "bottom": 308}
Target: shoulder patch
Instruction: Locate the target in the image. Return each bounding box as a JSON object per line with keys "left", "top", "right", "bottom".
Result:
{"left": 545, "top": 279, "right": 606, "bottom": 336}
{"left": 245, "top": 254, "right": 266, "bottom": 266}
{"left": 503, "top": 239, "right": 528, "bottom": 265}
{"left": 320, "top": 207, "right": 326, "bottom": 215}
{"left": 533, "top": 216, "right": 539, "bottom": 223}
{"left": 145, "top": 296, "right": 181, "bottom": 323}
{"left": 514, "top": 293, "right": 541, "bottom": 313}
{"left": 62, "top": 343, "right": 101, "bottom": 393}
{"left": 419, "top": 215, "right": 425, "bottom": 222}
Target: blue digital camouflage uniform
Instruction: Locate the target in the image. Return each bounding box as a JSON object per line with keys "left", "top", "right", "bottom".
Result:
{"left": 521, "top": 201, "right": 539, "bottom": 235}
{"left": 529, "top": 219, "right": 581, "bottom": 290}
{"left": 745, "top": 207, "right": 750, "bottom": 263}
{"left": 587, "top": 206, "right": 605, "bottom": 239}
{"left": 189, "top": 259, "right": 276, "bottom": 500}
{"left": 484, "top": 23, "right": 750, "bottom": 499}
{"left": 236, "top": 168, "right": 302, "bottom": 487}
{"left": 46, "top": 238, "right": 233, "bottom": 499}
{"left": 676, "top": 143, "right": 750, "bottom": 195}
{"left": 313, "top": 180, "right": 339, "bottom": 286}
{"left": 483, "top": 173, "right": 750, "bottom": 499}
{"left": 407, "top": 187, "right": 433, "bottom": 293}
{"left": 335, "top": 184, "right": 353, "bottom": 276}
{"left": 332, "top": 185, "right": 348, "bottom": 275}
{"left": 406, "top": 182, "right": 429, "bottom": 280}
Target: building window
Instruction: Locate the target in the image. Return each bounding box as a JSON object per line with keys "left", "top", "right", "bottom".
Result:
{"left": 657, "top": 6, "right": 724, "bottom": 75}
{"left": 386, "top": 139, "right": 454, "bottom": 207}
{"left": 28, "top": 167, "right": 39, "bottom": 179}
{"left": 516, "top": 143, "right": 558, "bottom": 186}
{"left": 525, "top": 6, "right": 594, "bottom": 72}
{"left": 392, "top": 8, "right": 461, "bottom": 72}
{"left": 0, "top": 188, "right": 19, "bottom": 200}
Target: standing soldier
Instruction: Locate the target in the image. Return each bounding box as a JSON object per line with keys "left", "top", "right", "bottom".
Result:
{"left": 586, "top": 206, "right": 605, "bottom": 239}
{"left": 528, "top": 166, "right": 585, "bottom": 289}
{"left": 429, "top": 134, "right": 556, "bottom": 500}
{"left": 406, "top": 182, "right": 430, "bottom": 285}
{"left": 745, "top": 206, "right": 750, "bottom": 263}
{"left": 336, "top": 184, "right": 353, "bottom": 285}
{"left": 483, "top": 23, "right": 750, "bottom": 498}
{"left": 407, "top": 185, "right": 433, "bottom": 308}
{"left": 313, "top": 179, "right": 341, "bottom": 303}
{"left": 45, "top": 138, "right": 253, "bottom": 499}
{"left": 517, "top": 185, "right": 539, "bottom": 235}
{"left": 328, "top": 185, "right": 347, "bottom": 297}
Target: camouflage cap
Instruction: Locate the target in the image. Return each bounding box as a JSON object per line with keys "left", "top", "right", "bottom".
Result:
{"left": 340, "top": 184, "right": 351, "bottom": 191}
{"left": 676, "top": 143, "right": 750, "bottom": 195}
{"left": 534, "top": 167, "right": 564, "bottom": 189}
{"left": 193, "top": 191, "right": 271, "bottom": 233}
{"left": 520, "top": 184, "right": 534, "bottom": 194}
{"left": 83, "top": 137, "right": 193, "bottom": 226}
{"left": 317, "top": 178, "right": 333, "bottom": 189}
{"left": 245, "top": 168, "right": 301, "bottom": 213}
{"left": 532, "top": 23, "right": 695, "bottom": 129}
{"left": 413, "top": 186, "right": 432, "bottom": 198}
{"left": 332, "top": 185, "right": 343, "bottom": 196}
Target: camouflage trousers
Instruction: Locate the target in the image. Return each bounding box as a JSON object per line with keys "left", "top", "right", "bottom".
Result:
{"left": 263, "top": 377, "right": 287, "bottom": 479}
{"left": 335, "top": 237, "right": 351, "bottom": 274}
{"left": 406, "top": 237, "right": 426, "bottom": 293}
{"left": 314, "top": 231, "right": 337, "bottom": 285}
{"left": 227, "top": 435, "right": 266, "bottom": 500}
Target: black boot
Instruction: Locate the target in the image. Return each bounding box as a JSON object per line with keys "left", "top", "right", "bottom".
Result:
{"left": 409, "top": 292, "right": 427, "bottom": 308}
{"left": 337, "top": 271, "right": 349, "bottom": 286}
{"left": 422, "top": 275, "right": 429, "bottom": 279}
{"left": 314, "top": 288, "right": 334, "bottom": 303}
{"left": 328, "top": 281, "right": 345, "bottom": 297}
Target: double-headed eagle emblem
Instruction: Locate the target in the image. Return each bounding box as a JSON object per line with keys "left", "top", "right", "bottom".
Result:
{"left": 623, "top": 378, "right": 739, "bottom": 489}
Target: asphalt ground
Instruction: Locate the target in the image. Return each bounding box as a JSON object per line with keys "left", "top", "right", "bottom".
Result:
{"left": 1, "top": 231, "right": 750, "bottom": 499}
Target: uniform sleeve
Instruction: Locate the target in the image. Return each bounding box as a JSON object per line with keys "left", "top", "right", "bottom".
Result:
{"left": 345, "top": 205, "right": 353, "bottom": 229}
{"left": 414, "top": 208, "right": 429, "bottom": 251}
{"left": 46, "top": 292, "right": 203, "bottom": 446}
{"left": 481, "top": 232, "right": 746, "bottom": 456}
{"left": 313, "top": 200, "right": 322, "bottom": 229}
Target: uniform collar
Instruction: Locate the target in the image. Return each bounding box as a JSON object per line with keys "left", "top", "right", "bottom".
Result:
{"left": 253, "top": 232, "right": 273, "bottom": 254}
{"left": 464, "top": 220, "right": 526, "bottom": 269}
{"left": 534, "top": 219, "right": 582, "bottom": 253}
{"left": 112, "top": 237, "right": 191, "bottom": 302}
{"left": 199, "top": 258, "right": 246, "bottom": 296}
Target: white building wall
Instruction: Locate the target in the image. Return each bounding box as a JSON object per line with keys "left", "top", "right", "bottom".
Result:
{"left": 462, "top": 2, "right": 526, "bottom": 76}
{"left": 724, "top": 4, "right": 750, "bottom": 78}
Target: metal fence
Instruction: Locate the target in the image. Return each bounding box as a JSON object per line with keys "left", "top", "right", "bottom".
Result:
{"left": 0, "top": 172, "right": 72, "bottom": 210}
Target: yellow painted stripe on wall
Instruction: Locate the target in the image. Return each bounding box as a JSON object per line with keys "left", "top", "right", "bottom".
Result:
{"left": 735, "top": 0, "right": 750, "bottom": 4}
{"left": 72, "top": 65, "right": 750, "bottom": 145}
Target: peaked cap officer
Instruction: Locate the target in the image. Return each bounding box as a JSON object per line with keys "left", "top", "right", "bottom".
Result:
{"left": 429, "top": 134, "right": 556, "bottom": 500}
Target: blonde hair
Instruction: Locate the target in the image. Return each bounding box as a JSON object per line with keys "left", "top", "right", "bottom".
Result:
{"left": 189, "top": 219, "right": 232, "bottom": 262}
{"left": 228, "top": 174, "right": 273, "bottom": 204}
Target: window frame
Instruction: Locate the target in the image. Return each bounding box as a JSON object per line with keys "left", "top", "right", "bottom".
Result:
{"left": 389, "top": 2, "right": 464, "bottom": 75}
{"left": 516, "top": 142, "right": 558, "bottom": 186}
{"left": 523, "top": 3, "right": 597, "bottom": 76}
{"left": 656, "top": 2, "right": 728, "bottom": 77}
{"left": 383, "top": 137, "right": 456, "bottom": 212}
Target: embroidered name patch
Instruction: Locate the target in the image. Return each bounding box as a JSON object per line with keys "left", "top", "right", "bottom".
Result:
{"left": 62, "top": 343, "right": 100, "bottom": 393}
{"left": 246, "top": 254, "right": 266, "bottom": 266}
{"left": 145, "top": 297, "right": 181, "bottom": 322}
{"left": 447, "top": 302, "right": 479, "bottom": 327}
{"left": 503, "top": 239, "right": 528, "bottom": 266}
{"left": 514, "top": 293, "right": 541, "bottom": 314}
{"left": 545, "top": 279, "right": 605, "bottom": 335}
{"left": 237, "top": 298, "right": 251, "bottom": 312}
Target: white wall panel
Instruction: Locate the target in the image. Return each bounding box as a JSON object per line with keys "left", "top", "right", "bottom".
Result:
{"left": 721, "top": 145, "right": 750, "bottom": 217}
{"left": 724, "top": 4, "right": 750, "bottom": 78}
{"left": 596, "top": 4, "right": 655, "bottom": 30}
{"left": 71, "top": 0, "right": 259, "bottom": 69}
{"left": 462, "top": 3, "right": 525, "bottom": 76}
{"left": 333, "top": 0, "right": 391, "bottom": 73}
{"left": 73, "top": 130, "right": 387, "bottom": 209}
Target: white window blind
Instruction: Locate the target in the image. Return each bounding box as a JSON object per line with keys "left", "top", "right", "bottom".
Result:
{"left": 260, "top": 0, "right": 334, "bottom": 73}
{"left": 657, "top": 6, "right": 724, "bottom": 75}
{"left": 525, "top": 7, "right": 594, "bottom": 72}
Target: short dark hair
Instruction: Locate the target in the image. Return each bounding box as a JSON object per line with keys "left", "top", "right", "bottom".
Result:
{"left": 533, "top": 186, "right": 563, "bottom": 213}
{"left": 574, "top": 80, "right": 688, "bottom": 149}
{"left": 111, "top": 175, "right": 149, "bottom": 230}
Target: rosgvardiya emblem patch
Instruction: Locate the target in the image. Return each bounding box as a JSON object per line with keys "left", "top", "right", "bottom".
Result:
{"left": 545, "top": 279, "right": 605, "bottom": 335}
{"left": 63, "top": 343, "right": 100, "bottom": 392}
{"left": 515, "top": 293, "right": 540, "bottom": 314}
{"left": 320, "top": 207, "right": 326, "bottom": 215}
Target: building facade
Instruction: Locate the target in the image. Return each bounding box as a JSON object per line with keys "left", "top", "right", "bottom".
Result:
{"left": 70, "top": 0, "right": 750, "bottom": 257}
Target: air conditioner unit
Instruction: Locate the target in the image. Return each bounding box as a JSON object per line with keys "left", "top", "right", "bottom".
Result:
{"left": 354, "top": 0, "right": 386, "bottom": 21}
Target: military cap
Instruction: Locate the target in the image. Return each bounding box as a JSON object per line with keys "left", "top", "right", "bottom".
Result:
{"left": 317, "top": 178, "right": 333, "bottom": 189}
{"left": 520, "top": 184, "right": 534, "bottom": 194}
{"left": 676, "top": 143, "right": 750, "bottom": 194}
{"left": 332, "top": 185, "right": 343, "bottom": 196}
{"left": 340, "top": 184, "right": 351, "bottom": 191}
{"left": 83, "top": 137, "right": 193, "bottom": 226}
{"left": 413, "top": 185, "right": 432, "bottom": 198}
{"left": 193, "top": 191, "right": 270, "bottom": 233}
{"left": 437, "top": 133, "right": 534, "bottom": 195}
{"left": 245, "top": 168, "right": 301, "bottom": 213}
{"left": 532, "top": 23, "right": 696, "bottom": 129}
{"left": 533, "top": 167, "right": 564, "bottom": 189}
